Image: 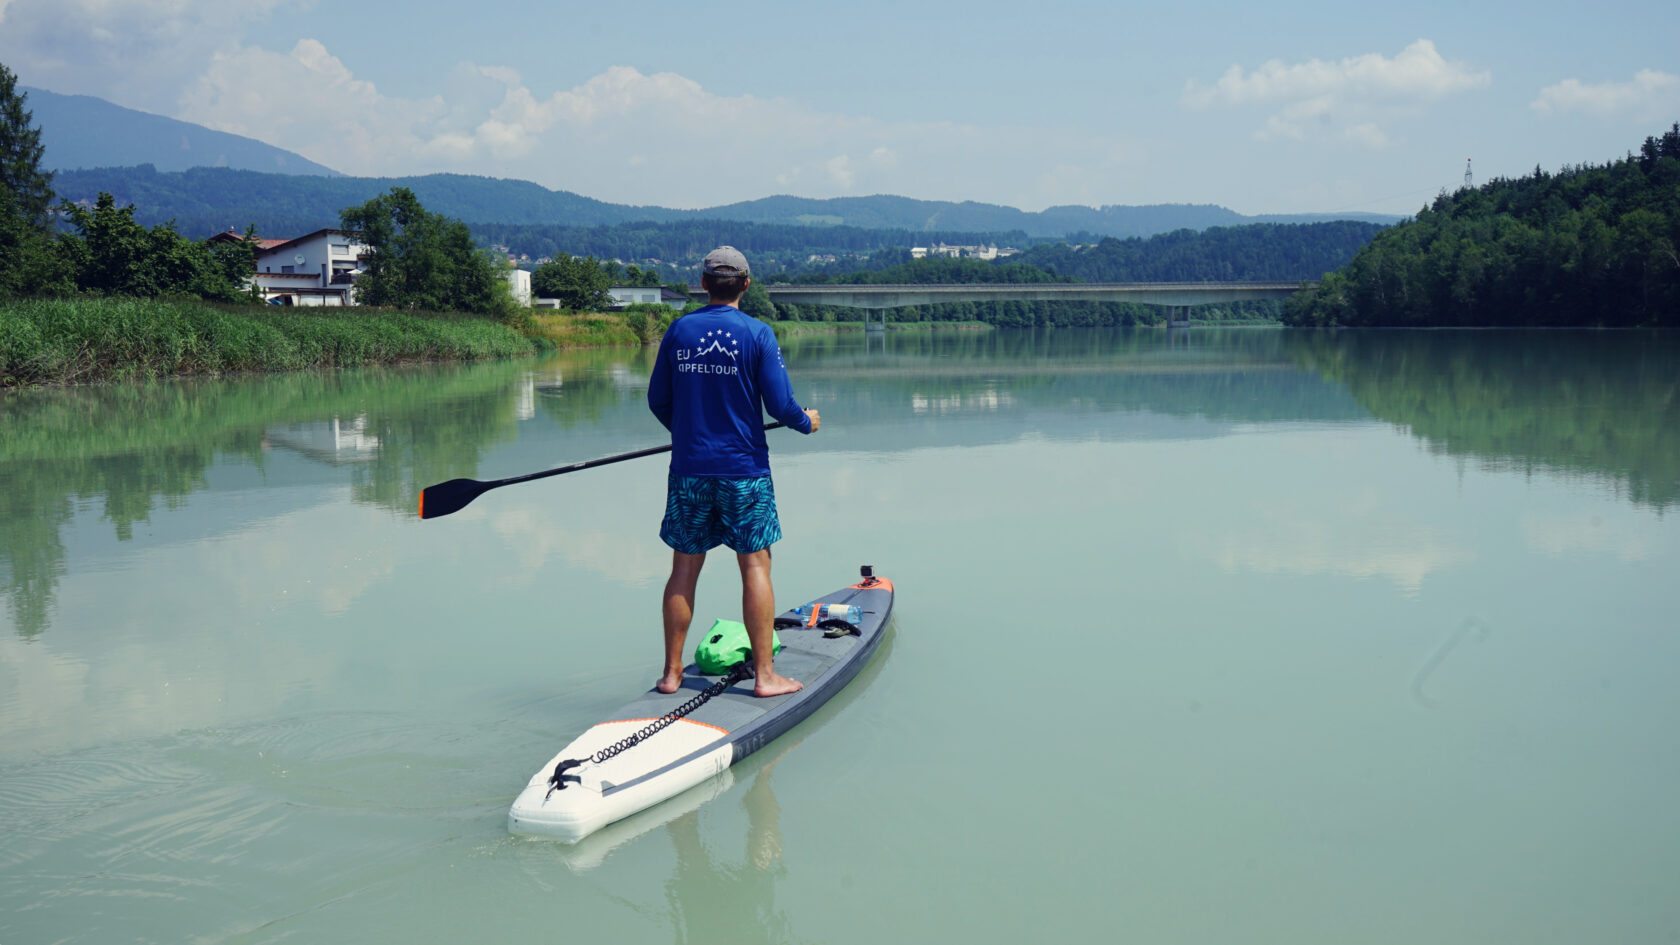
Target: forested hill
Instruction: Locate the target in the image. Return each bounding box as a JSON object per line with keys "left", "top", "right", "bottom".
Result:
{"left": 1016, "top": 221, "right": 1387, "bottom": 282}
{"left": 50, "top": 165, "right": 680, "bottom": 236}
{"left": 1284, "top": 123, "right": 1680, "bottom": 327}
{"left": 51, "top": 164, "right": 1400, "bottom": 244}
{"left": 469, "top": 219, "right": 1036, "bottom": 279}
{"left": 26, "top": 87, "right": 341, "bottom": 177}
{"left": 777, "top": 220, "right": 1382, "bottom": 286}
{"left": 753, "top": 221, "right": 1388, "bottom": 327}
{"left": 696, "top": 194, "right": 1391, "bottom": 237}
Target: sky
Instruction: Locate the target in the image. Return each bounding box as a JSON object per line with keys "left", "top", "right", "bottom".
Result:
{"left": 2, "top": 0, "right": 1676, "bottom": 216}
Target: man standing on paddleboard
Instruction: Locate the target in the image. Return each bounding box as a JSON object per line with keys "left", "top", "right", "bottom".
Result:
{"left": 648, "top": 246, "right": 819, "bottom": 698}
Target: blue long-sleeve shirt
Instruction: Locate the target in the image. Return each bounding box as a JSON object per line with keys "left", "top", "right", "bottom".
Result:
{"left": 647, "top": 305, "right": 812, "bottom": 477}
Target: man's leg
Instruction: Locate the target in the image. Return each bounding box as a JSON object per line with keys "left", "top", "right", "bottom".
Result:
{"left": 738, "top": 548, "right": 802, "bottom": 697}
{"left": 659, "top": 550, "right": 706, "bottom": 694}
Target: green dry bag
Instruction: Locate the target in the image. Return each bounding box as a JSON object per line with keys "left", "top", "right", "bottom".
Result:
{"left": 694, "top": 618, "right": 781, "bottom": 675}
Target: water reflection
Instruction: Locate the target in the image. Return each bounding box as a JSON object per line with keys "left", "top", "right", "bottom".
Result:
{"left": 5, "top": 328, "right": 1676, "bottom": 639}
{"left": 663, "top": 744, "right": 804, "bottom": 945}
{"left": 0, "top": 361, "right": 530, "bottom": 638}
{"left": 1286, "top": 329, "right": 1680, "bottom": 509}
{"left": 266, "top": 415, "right": 382, "bottom": 464}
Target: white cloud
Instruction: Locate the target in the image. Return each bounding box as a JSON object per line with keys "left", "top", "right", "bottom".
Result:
{"left": 180, "top": 38, "right": 437, "bottom": 166}
{"left": 175, "top": 46, "right": 1145, "bottom": 209}
{"left": 1184, "top": 39, "right": 1489, "bottom": 107}
{"left": 1180, "top": 494, "right": 1474, "bottom": 596}
{"left": 4, "top": 1, "right": 1150, "bottom": 208}
{"left": 1531, "top": 69, "right": 1680, "bottom": 120}
{"left": 1182, "top": 39, "right": 1489, "bottom": 147}
{"left": 0, "top": 0, "right": 295, "bottom": 114}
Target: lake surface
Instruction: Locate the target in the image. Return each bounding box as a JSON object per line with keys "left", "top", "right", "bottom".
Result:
{"left": 3, "top": 327, "right": 1678, "bottom": 944}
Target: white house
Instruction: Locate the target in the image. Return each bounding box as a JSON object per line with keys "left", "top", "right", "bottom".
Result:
{"left": 606, "top": 285, "right": 689, "bottom": 310}
{"left": 212, "top": 228, "right": 370, "bottom": 306}
{"left": 505, "top": 267, "right": 532, "bottom": 307}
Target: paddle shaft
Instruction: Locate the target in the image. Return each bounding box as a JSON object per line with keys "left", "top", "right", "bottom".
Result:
{"left": 498, "top": 420, "right": 785, "bottom": 487}
{"left": 419, "top": 421, "right": 786, "bottom": 519}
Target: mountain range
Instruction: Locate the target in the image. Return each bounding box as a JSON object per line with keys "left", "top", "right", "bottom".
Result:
{"left": 25, "top": 86, "right": 342, "bottom": 177}
{"left": 31, "top": 86, "right": 1400, "bottom": 240}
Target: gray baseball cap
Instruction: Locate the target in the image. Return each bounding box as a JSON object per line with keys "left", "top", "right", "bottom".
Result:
{"left": 702, "top": 245, "right": 750, "bottom": 276}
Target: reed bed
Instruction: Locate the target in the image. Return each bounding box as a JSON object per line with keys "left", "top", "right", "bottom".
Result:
{"left": 1, "top": 297, "right": 544, "bottom": 387}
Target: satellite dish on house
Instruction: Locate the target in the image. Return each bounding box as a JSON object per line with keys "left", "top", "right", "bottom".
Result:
{"left": 293, "top": 253, "right": 307, "bottom": 265}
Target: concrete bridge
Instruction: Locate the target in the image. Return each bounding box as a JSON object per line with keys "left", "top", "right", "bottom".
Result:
{"left": 689, "top": 281, "right": 1312, "bottom": 325}
{"left": 758, "top": 281, "right": 1312, "bottom": 311}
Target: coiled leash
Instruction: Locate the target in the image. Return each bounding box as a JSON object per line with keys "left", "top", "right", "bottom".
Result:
{"left": 545, "top": 661, "right": 755, "bottom": 800}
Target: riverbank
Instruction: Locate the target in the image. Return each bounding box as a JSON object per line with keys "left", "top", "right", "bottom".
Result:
{"left": 525, "top": 309, "right": 668, "bottom": 348}
{"left": 525, "top": 311, "right": 995, "bottom": 346}
{"left": 768, "top": 319, "right": 994, "bottom": 338}
{"left": 1, "top": 297, "right": 547, "bottom": 388}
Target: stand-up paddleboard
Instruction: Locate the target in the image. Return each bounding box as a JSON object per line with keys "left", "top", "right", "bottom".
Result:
{"left": 509, "top": 566, "right": 894, "bottom": 842}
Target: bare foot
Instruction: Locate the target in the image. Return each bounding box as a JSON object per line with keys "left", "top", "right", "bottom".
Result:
{"left": 656, "top": 670, "right": 683, "bottom": 694}
{"left": 753, "top": 672, "right": 803, "bottom": 698}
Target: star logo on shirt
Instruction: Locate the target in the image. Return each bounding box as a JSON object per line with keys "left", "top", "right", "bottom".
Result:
{"left": 696, "top": 329, "right": 740, "bottom": 360}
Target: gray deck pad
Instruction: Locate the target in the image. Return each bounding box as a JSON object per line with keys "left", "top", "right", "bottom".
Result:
{"left": 601, "top": 577, "right": 893, "bottom": 775}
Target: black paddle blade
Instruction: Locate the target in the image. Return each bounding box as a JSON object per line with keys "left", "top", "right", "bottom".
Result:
{"left": 418, "top": 478, "right": 491, "bottom": 519}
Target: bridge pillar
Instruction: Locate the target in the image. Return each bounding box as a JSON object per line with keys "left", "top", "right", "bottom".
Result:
{"left": 864, "top": 310, "right": 886, "bottom": 332}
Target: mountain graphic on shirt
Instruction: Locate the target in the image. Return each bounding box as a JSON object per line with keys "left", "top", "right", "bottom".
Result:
{"left": 697, "top": 329, "right": 739, "bottom": 359}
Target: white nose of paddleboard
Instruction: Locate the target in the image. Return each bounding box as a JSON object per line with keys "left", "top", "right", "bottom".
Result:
{"left": 508, "top": 719, "right": 733, "bottom": 842}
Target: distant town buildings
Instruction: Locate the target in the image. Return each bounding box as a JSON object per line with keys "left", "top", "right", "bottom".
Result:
{"left": 909, "top": 242, "right": 1018, "bottom": 261}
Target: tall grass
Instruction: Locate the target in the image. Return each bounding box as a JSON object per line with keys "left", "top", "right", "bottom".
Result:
{"left": 1, "top": 297, "right": 544, "bottom": 387}
{"left": 527, "top": 311, "right": 655, "bottom": 348}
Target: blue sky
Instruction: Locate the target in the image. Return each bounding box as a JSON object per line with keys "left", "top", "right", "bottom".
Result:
{"left": 2, "top": 0, "right": 1675, "bottom": 215}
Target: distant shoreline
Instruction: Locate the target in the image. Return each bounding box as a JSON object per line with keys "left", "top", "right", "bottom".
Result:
{"left": 768, "top": 320, "right": 994, "bottom": 339}
{"left": 2, "top": 298, "right": 1287, "bottom": 389}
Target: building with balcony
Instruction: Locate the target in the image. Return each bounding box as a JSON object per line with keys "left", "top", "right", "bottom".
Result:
{"left": 212, "top": 228, "right": 370, "bottom": 306}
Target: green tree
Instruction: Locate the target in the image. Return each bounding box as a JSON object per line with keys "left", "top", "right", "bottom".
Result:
{"left": 620, "top": 264, "right": 661, "bottom": 287}
{"left": 0, "top": 63, "right": 53, "bottom": 230}
{"left": 1284, "top": 124, "right": 1680, "bottom": 327}
{"left": 740, "top": 280, "right": 777, "bottom": 320}
{"left": 0, "top": 62, "right": 63, "bottom": 297}
{"left": 340, "top": 187, "right": 501, "bottom": 314}
{"left": 531, "top": 251, "right": 611, "bottom": 311}
{"left": 58, "top": 192, "right": 251, "bottom": 301}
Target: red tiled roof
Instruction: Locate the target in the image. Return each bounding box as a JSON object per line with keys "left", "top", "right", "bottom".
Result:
{"left": 255, "top": 229, "right": 358, "bottom": 257}
{"left": 208, "top": 229, "right": 301, "bottom": 251}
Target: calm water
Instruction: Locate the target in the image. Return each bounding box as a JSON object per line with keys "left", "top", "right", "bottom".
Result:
{"left": 3, "top": 327, "right": 1678, "bottom": 944}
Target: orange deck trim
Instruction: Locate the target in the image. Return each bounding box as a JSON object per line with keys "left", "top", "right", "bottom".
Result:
{"left": 602, "top": 716, "right": 730, "bottom": 736}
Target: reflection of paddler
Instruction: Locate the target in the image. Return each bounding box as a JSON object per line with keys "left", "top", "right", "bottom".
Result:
{"left": 663, "top": 740, "right": 806, "bottom": 945}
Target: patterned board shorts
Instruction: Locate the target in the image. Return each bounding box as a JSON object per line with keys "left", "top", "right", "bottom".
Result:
{"left": 660, "top": 474, "right": 783, "bottom": 555}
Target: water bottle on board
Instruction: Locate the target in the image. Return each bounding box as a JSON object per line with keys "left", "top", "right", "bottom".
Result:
{"left": 791, "top": 602, "right": 862, "bottom": 625}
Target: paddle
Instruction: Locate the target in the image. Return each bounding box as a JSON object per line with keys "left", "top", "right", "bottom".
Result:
{"left": 418, "top": 422, "right": 787, "bottom": 520}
